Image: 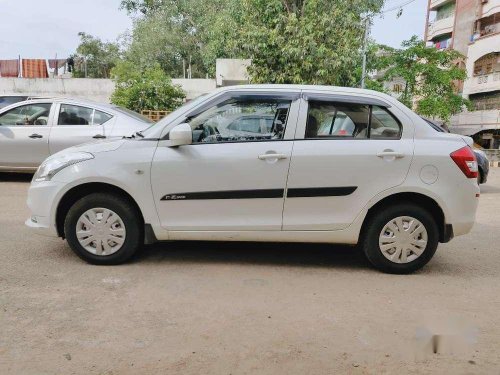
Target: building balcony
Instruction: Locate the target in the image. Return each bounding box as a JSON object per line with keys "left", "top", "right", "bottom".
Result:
{"left": 427, "top": 16, "right": 455, "bottom": 41}
{"left": 465, "top": 72, "right": 500, "bottom": 95}
{"left": 481, "top": 0, "right": 500, "bottom": 18}
{"left": 430, "top": 0, "right": 455, "bottom": 11}
{"left": 450, "top": 109, "right": 500, "bottom": 136}
{"left": 463, "top": 35, "right": 500, "bottom": 96}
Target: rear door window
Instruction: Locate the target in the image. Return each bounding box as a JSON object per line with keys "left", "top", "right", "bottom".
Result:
{"left": 58, "top": 104, "right": 113, "bottom": 126}
{"left": 306, "top": 101, "right": 369, "bottom": 138}
{"left": 305, "top": 101, "right": 401, "bottom": 140}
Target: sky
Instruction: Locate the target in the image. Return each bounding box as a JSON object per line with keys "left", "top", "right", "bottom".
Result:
{"left": 0, "top": 0, "right": 427, "bottom": 59}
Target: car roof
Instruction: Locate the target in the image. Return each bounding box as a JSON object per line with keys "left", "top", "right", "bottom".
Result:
{"left": 1, "top": 97, "right": 118, "bottom": 113}
{"left": 216, "top": 84, "right": 389, "bottom": 96}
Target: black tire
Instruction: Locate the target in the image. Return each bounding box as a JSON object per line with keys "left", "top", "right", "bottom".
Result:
{"left": 361, "top": 203, "right": 439, "bottom": 274}
{"left": 64, "top": 193, "right": 143, "bottom": 265}
{"left": 477, "top": 168, "right": 483, "bottom": 185}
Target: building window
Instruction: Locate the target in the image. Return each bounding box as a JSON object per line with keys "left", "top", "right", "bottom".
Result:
{"left": 473, "top": 52, "right": 500, "bottom": 76}
{"left": 392, "top": 84, "right": 403, "bottom": 94}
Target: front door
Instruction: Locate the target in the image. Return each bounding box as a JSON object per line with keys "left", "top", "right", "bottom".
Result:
{"left": 283, "top": 96, "right": 414, "bottom": 230}
{"left": 151, "top": 93, "right": 299, "bottom": 231}
{"left": 0, "top": 102, "right": 53, "bottom": 169}
{"left": 48, "top": 103, "right": 107, "bottom": 155}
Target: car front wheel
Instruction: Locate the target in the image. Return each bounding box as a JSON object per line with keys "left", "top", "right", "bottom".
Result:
{"left": 64, "top": 193, "right": 143, "bottom": 265}
{"left": 362, "top": 203, "right": 439, "bottom": 274}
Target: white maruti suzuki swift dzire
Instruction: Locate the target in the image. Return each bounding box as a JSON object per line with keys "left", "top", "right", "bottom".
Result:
{"left": 26, "top": 85, "right": 480, "bottom": 273}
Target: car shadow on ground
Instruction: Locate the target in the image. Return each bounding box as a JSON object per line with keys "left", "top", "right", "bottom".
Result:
{"left": 0, "top": 172, "right": 33, "bottom": 182}
{"left": 133, "top": 241, "right": 370, "bottom": 270}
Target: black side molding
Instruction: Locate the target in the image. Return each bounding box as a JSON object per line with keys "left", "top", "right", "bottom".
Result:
{"left": 287, "top": 186, "right": 357, "bottom": 198}
{"left": 160, "top": 187, "right": 357, "bottom": 201}
{"left": 161, "top": 189, "right": 284, "bottom": 201}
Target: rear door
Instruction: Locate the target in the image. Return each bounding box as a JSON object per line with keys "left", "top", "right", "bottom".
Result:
{"left": 48, "top": 103, "right": 113, "bottom": 155}
{"left": 0, "top": 102, "right": 53, "bottom": 169}
{"left": 283, "top": 92, "right": 414, "bottom": 230}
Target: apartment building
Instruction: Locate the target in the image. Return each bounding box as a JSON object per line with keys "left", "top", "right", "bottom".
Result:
{"left": 425, "top": 0, "right": 500, "bottom": 148}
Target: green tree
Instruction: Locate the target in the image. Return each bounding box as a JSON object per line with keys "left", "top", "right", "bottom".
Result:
{"left": 120, "top": 0, "right": 243, "bottom": 77}
{"left": 73, "top": 32, "right": 121, "bottom": 78}
{"left": 240, "top": 0, "right": 384, "bottom": 85}
{"left": 110, "top": 61, "right": 186, "bottom": 112}
{"left": 381, "top": 36, "right": 470, "bottom": 122}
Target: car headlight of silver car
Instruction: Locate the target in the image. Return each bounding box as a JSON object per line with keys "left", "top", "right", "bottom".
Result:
{"left": 33, "top": 152, "right": 94, "bottom": 182}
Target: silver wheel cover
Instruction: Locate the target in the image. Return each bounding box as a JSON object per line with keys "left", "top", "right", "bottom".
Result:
{"left": 378, "top": 216, "right": 428, "bottom": 264}
{"left": 76, "top": 208, "right": 126, "bottom": 256}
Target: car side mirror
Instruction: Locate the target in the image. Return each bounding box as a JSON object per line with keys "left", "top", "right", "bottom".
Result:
{"left": 168, "top": 123, "right": 192, "bottom": 147}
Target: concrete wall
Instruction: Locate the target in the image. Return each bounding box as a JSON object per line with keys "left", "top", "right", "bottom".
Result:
{"left": 0, "top": 78, "right": 115, "bottom": 102}
{"left": 171, "top": 78, "right": 216, "bottom": 99}
{"left": 452, "top": 0, "right": 478, "bottom": 55}
{"left": 0, "top": 77, "right": 217, "bottom": 103}
{"left": 216, "top": 59, "right": 251, "bottom": 86}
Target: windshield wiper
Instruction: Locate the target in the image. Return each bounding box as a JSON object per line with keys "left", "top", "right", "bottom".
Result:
{"left": 135, "top": 131, "right": 144, "bottom": 138}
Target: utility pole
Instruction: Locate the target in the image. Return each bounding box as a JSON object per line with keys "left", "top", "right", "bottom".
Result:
{"left": 361, "top": 16, "right": 370, "bottom": 89}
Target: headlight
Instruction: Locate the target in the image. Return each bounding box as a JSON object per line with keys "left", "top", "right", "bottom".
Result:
{"left": 33, "top": 152, "right": 94, "bottom": 182}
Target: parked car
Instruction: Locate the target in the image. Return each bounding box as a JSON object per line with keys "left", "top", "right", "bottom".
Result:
{"left": 26, "top": 85, "right": 480, "bottom": 273}
{"left": 422, "top": 117, "right": 489, "bottom": 184}
{"left": 0, "top": 98, "right": 152, "bottom": 172}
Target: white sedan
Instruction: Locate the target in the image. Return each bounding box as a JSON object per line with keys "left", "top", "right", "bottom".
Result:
{"left": 0, "top": 98, "right": 152, "bottom": 172}
{"left": 26, "top": 85, "right": 480, "bottom": 274}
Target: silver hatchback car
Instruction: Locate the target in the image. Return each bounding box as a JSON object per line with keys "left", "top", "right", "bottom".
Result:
{"left": 0, "top": 98, "right": 152, "bottom": 172}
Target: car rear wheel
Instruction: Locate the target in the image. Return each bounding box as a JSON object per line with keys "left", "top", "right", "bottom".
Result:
{"left": 64, "top": 193, "right": 143, "bottom": 265}
{"left": 362, "top": 203, "right": 439, "bottom": 274}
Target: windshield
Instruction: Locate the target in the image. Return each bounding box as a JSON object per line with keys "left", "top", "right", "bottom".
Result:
{"left": 140, "top": 94, "right": 209, "bottom": 138}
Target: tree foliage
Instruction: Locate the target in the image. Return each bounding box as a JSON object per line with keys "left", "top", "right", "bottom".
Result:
{"left": 240, "top": 0, "right": 384, "bottom": 85}
{"left": 110, "top": 61, "right": 186, "bottom": 112}
{"left": 381, "top": 36, "right": 470, "bottom": 122}
{"left": 72, "top": 32, "right": 121, "bottom": 78}
{"left": 120, "top": 0, "right": 242, "bottom": 77}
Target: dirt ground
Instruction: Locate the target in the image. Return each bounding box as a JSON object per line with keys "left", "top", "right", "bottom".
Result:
{"left": 1, "top": 170, "right": 499, "bottom": 374}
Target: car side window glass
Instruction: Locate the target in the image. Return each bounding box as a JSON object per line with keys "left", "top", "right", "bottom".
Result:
{"left": 93, "top": 110, "right": 113, "bottom": 125}
{"left": 58, "top": 104, "right": 94, "bottom": 126}
{"left": 186, "top": 98, "right": 291, "bottom": 143}
{"left": 306, "top": 101, "right": 369, "bottom": 139}
{"left": 0, "top": 103, "right": 52, "bottom": 126}
{"left": 370, "top": 106, "right": 402, "bottom": 139}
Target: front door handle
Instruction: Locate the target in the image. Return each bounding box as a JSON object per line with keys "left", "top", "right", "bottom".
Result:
{"left": 93, "top": 134, "right": 106, "bottom": 139}
{"left": 258, "top": 153, "right": 288, "bottom": 160}
{"left": 377, "top": 150, "right": 405, "bottom": 159}
{"left": 29, "top": 133, "right": 43, "bottom": 139}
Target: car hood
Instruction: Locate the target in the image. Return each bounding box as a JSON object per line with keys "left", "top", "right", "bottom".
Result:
{"left": 47, "top": 139, "right": 127, "bottom": 161}
{"left": 67, "top": 138, "right": 127, "bottom": 154}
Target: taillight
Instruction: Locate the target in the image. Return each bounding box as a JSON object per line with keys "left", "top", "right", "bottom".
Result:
{"left": 450, "top": 146, "right": 478, "bottom": 179}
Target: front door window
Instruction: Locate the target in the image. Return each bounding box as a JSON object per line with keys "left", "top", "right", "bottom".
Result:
{"left": 0, "top": 103, "right": 52, "bottom": 126}
{"left": 185, "top": 98, "right": 291, "bottom": 143}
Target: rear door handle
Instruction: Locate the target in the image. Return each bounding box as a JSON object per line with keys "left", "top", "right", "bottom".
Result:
{"left": 29, "top": 133, "right": 43, "bottom": 139}
{"left": 93, "top": 134, "right": 106, "bottom": 139}
{"left": 377, "top": 151, "right": 405, "bottom": 158}
{"left": 258, "top": 153, "right": 288, "bottom": 160}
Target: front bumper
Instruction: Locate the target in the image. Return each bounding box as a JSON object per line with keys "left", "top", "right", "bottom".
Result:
{"left": 25, "top": 179, "right": 65, "bottom": 238}
{"left": 25, "top": 216, "right": 58, "bottom": 237}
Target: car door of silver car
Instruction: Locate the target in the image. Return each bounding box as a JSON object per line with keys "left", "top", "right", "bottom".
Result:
{"left": 48, "top": 103, "right": 113, "bottom": 155}
{"left": 0, "top": 102, "right": 53, "bottom": 170}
